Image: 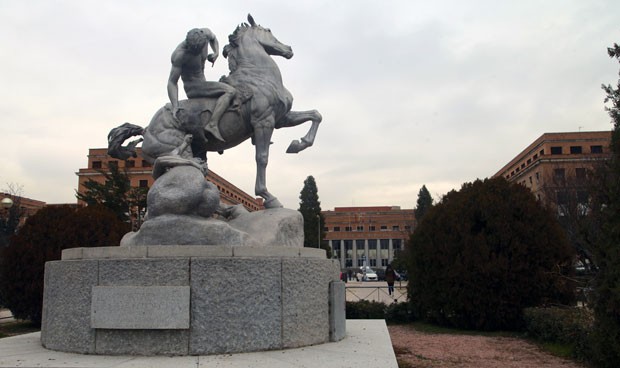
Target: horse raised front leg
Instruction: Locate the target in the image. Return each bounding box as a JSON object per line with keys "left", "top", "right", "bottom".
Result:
{"left": 254, "top": 126, "right": 283, "bottom": 209}
{"left": 277, "top": 110, "right": 322, "bottom": 154}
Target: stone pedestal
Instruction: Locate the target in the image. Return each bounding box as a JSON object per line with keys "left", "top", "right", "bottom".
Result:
{"left": 41, "top": 246, "right": 345, "bottom": 355}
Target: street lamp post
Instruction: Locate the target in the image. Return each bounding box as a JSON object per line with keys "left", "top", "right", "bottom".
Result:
{"left": 1, "top": 198, "right": 13, "bottom": 210}
{"left": 316, "top": 214, "right": 320, "bottom": 248}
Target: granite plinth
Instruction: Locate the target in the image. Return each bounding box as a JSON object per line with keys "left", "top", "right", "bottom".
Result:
{"left": 41, "top": 246, "right": 343, "bottom": 356}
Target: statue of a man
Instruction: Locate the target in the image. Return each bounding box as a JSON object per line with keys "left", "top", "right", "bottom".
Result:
{"left": 167, "top": 28, "right": 235, "bottom": 142}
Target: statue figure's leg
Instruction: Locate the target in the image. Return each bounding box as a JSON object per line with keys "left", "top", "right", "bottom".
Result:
{"left": 253, "top": 125, "right": 282, "bottom": 208}
{"left": 276, "top": 110, "right": 322, "bottom": 153}
{"left": 204, "top": 83, "right": 236, "bottom": 142}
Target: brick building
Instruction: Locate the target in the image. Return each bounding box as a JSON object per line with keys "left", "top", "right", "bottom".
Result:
{"left": 322, "top": 206, "right": 415, "bottom": 270}
{"left": 76, "top": 148, "right": 263, "bottom": 211}
{"left": 493, "top": 131, "right": 612, "bottom": 214}
{"left": 0, "top": 193, "right": 46, "bottom": 228}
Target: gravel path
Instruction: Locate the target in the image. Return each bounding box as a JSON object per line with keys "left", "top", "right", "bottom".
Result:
{"left": 388, "top": 324, "right": 585, "bottom": 368}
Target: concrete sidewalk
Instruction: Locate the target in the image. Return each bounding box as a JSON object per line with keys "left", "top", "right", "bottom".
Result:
{"left": 0, "top": 320, "right": 397, "bottom": 367}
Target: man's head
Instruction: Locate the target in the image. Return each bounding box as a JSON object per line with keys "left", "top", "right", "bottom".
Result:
{"left": 186, "top": 28, "right": 208, "bottom": 54}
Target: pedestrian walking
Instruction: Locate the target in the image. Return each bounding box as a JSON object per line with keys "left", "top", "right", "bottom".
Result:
{"left": 385, "top": 264, "right": 397, "bottom": 296}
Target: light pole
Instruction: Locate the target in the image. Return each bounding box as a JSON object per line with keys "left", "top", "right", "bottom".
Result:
{"left": 1, "top": 198, "right": 13, "bottom": 210}
{"left": 316, "top": 214, "right": 320, "bottom": 248}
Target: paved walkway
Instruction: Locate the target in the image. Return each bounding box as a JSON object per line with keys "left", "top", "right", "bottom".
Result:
{"left": 0, "top": 320, "right": 397, "bottom": 367}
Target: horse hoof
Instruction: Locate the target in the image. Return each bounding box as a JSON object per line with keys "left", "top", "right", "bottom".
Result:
{"left": 286, "top": 140, "right": 304, "bottom": 153}
{"left": 263, "top": 197, "right": 283, "bottom": 208}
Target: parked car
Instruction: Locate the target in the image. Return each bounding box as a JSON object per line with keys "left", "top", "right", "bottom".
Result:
{"left": 356, "top": 266, "right": 378, "bottom": 281}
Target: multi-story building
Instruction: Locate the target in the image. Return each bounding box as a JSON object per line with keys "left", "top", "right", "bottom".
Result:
{"left": 493, "top": 131, "right": 612, "bottom": 214}
{"left": 322, "top": 206, "right": 415, "bottom": 270}
{"left": 76, "top": 148, "right": 263, "bottom": 211}
{"left": 0, "top": 193, "right": 46, "bottom": 228}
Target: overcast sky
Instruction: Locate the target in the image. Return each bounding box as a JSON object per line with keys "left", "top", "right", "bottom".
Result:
{"left": 1, "top": 0, "right": 619, "bottom": 210}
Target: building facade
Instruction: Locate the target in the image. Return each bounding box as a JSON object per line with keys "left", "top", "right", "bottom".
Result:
{"left": 76, "top": 148, "right": 263, "bottom": 211}
{"left": 493, "top": 131, "right": 612, "bottom": 214}
{"left": 322, "top": 206, "right": 415, "bottom": 270}
{"left": 0, "top": 193, "right": 46, "bottom": 229}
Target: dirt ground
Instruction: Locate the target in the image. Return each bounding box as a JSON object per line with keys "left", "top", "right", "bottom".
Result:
{"left": 388, "top": 324, "right": 586, "bottom": 368}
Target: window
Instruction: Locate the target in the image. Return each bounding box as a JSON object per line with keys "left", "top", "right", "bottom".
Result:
{"left": 333, "top": 227, "right": 340, "bottom": 232}
{"left": 392, "top": 239, "right": 402, "bottom": 252}
{"left": 556, "top": 191, "right": 569, "bottom": 217}
{"left": 521, "top": 163, "right": 525, "bottom": 169}
{"left": 591, "top": 145, "right": 603, "bottom": 153}
{"left": 540, "top": 149, "right": 545, "bottom": 156}
{"left": 108, "top": 161, "right": 118, "bottom": 168}
{"left": 126, "top": 160, "right": 135, "bottom": 168}
{"left": 550, "top": 146, "right": 562, "bottom": 155}
{"left": 575, "top": 168, "right": 587, "bottom": 180}
{"left": 356, "top": 226, "right": 364, "bottom": 232}
{"left": 380, "top": 225, "right": 388, "bottom": 231}
{"left": 368, "top": 240, "right": 377, "bottom": 266}
{"left": 369, "top": 225, "right": 376, "bottom": 231}
{"left": 553, "top": 168, "right": 565, "bottom": 183}
{"left": 344, "top": 240, "right": 353, "bottom": 267}
{"left": 345, "top": 226, "right": 352, "bottom": 232}
{"left": 139, "top": 180, "right": 148, "bottom": 188}
{"left": 392, "top": 225, "right": 399, "bottom": 231}
{"left": 380, "top": 239, "right": 389, "bottom": 267}
{"left": 356, "top": 240, "right": 365, "bottom": 266}
{"left": 570, "top": 146, "right": 582, "bottom": 154}
{"left": 404, "top": 225, "right": 412, "bottom": 231}
{"left": 92, "top": 161, "right": 102, "bottom": 169}
{"left": 332, "top": 240, "right": 341, "bottom": 260}
{"left": 142, "top": 160, "right": 152, "bottom": 167}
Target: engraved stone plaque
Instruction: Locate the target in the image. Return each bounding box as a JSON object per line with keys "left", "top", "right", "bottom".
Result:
{"left": 91, "top": 286, "right": 190, "bottom": 329}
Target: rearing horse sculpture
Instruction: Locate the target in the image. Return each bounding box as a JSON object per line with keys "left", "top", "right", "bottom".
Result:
{"left": 108, "top": 14, "right": 322, "bottom": 208}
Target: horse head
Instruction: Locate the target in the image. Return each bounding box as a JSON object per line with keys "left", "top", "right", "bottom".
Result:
{"left": 226, "top": 14, "right": 293, "bottom": 61}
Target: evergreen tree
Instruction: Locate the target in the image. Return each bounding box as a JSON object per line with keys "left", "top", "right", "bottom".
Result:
{"left": 407, "top": 178, "right": 575, "bottom": 331}
{"left": 76, "top": 164, "right": 147, "bottom": 227}
{"left": 0, "top": 205, "right": 127, "bottom": 325}
{"left": 298, "top": 176, "right": 331, "bottom": 257}
{"left": 591, "top": 42, "right": 620, "bottom": 367}
{"left": 414, "top": 185, "right": 433, "bottom": 222}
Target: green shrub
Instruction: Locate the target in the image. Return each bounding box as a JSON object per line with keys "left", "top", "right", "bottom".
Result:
{"left": 0, "top": 205, "right": 128, "bottom": 325}
{"left": 385, "top": 302, "right": 413, "bottom": 324}
{"left": 346, "top": 301, "right": 414, "bottom": 324}
{"left": 346, "top": 300, "right": 386, "bottom": 319}
{"left": 523, "top": 306, "right": 593, "bottom": 361}
{"left": 407, "top": 178, "right": 576, "bottom": 331}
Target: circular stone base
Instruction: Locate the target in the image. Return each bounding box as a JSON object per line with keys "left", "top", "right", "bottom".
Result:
{"left": 41, "top": 246, "right": 344, "bottom": 355}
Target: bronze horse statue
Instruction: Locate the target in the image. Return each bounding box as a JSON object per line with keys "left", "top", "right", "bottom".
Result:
{"left": 108, "top": 14, "right": 322, "bottom": 208}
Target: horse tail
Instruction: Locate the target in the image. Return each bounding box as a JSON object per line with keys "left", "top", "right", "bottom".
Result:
{"left": 107, "top": 122, "right": 145, "bottom": 160}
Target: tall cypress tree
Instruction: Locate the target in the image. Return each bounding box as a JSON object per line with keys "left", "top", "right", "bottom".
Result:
{"left": 298, "top": 176, "right": 331, "bottom": 257}
{"left": 592, "top": 43, "right": 620, "bottom": 367}
{"left": 414, "top": 185, "right": 433, "bottom": 223}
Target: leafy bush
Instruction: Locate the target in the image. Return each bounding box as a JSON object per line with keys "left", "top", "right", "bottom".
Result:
{"left": 346, "top": 301, "right": 414, "bottom": 324}
{"left": 346, "top": 300, "right": 386, "bottom": 319}
{"left": 0, "top": 205, "right": 128, "bottom": 325}
{"left": 524, "top": 306, "right": 593, "bottom": 361}
{"left": 407, "top": 178, "right": 576, "bottom": 331}
{"left": 385, "top": 302, "right": 413, "bottom": 324}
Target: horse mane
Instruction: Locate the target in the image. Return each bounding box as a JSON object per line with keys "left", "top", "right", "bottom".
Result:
{"left": 226, "top": 23, "right": 249, "bottom": 49}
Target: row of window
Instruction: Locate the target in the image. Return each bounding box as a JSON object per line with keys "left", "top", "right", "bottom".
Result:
{"left": 506, "top": 145, "right": 604, "bottom": 179}
{"left": 91, "top": 160, "right": 152, "bottom": 169}
{"left": 550, "top": 145, "right": 603, "bottom": 155}
{"left": 327, "top": 225, "right": 411, "bottom": 232}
